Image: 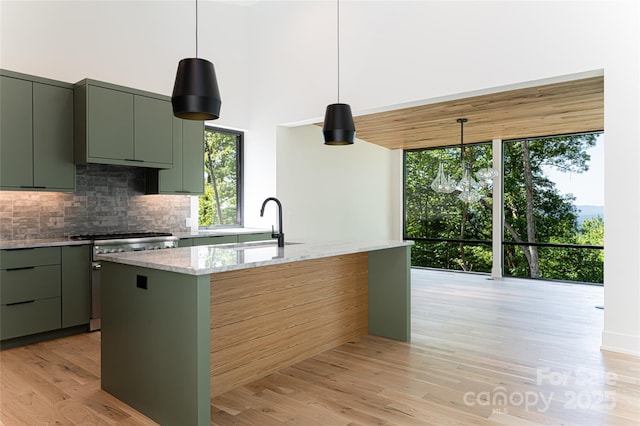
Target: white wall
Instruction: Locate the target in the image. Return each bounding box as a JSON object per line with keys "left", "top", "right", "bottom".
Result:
{"left": 0, "top": 0, "right": 251, "bottom": 129}
{"left": 275, "top": 125, "right": 401, "bottom": 241}
{"left": 246, "top": 1, "right": 640, "bottom": 355}
{"left": 2, "top": 0, "right": 639, "bottom": 355}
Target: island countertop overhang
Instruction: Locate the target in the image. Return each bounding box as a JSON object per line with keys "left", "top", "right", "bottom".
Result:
{"left": 96, "top": 240, "right": 413, "bottom": 276}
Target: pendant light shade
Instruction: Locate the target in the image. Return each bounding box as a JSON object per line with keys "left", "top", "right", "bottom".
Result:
{"left": 172, "top": 58, "right": 221, "bottom": 120}
{"left": 323, "top": 103, "right": 355, "bottom": 145}
{"left": 430, "top": 117, "right": 499, "bottom": 203}
{"left": 171, "top": 0, "right": 221, "bottom": 121}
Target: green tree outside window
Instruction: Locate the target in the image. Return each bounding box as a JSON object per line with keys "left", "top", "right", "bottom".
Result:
{"left": 199, "top": 127, "right": 243, "bottom": 227}
{"left": 404, "top": 132, "right": 604, "bottom": 284}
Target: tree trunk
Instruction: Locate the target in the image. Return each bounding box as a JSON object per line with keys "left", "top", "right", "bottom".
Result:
{"left": 479, "top": 197, "right": 533, "bottom": 270}
{"left": 459, "top": 202, "right": 468, "bottom": 271}
{"left": 206, "top": 155, "right": 223, "bottom": 225}
{"left": 521, "top": 140, "right": 540, "bottom": 278}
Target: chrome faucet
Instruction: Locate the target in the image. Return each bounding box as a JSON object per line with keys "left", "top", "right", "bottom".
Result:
{"left": 260, "top": 197, "right": 284, "bottom": 247}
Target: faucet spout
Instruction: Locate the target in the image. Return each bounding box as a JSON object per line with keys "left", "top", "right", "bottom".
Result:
{"left": 260, "top": 197, "right": 284, "bottom": 247}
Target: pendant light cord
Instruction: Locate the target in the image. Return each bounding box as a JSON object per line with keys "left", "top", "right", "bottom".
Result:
{"left": 458, "top": 118, "right": 467, "bottom": 164}
{"left": 195, "top": 0, "right": 199, "bottom": 58}
{"left": 337, "top": 0, "right": 340, "bottom": 103}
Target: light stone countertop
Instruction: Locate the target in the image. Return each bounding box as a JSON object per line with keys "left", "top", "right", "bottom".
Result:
{"left": 172, "top": 227, "right": 271, "bottom": 239}
{"left": 0, "top": 238, "right": 91, "bottom": 250}
{"left": 97, "top": 240, "right": 413, "bottom": 276}
{"left": 0, "top": 228, "right": 271, "bottom": 250}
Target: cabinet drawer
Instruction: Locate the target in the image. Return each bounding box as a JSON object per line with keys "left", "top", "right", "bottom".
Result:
{"left": 178, "top": 238, "right": 194, "bottom": 247}
{"left": 192, "top": 235, "right": 237, "bottom": 246}
{"left": 1, "top": 297, "right": 61, "bottom": 340}
{"left": 237, "top": 233, "right": 273, "bottom": 243}
{"left": 0, "top": 247, "right": 60, "bottom": 269}
{"left": 1, "top": 265, "right": 61, "bottom": 304}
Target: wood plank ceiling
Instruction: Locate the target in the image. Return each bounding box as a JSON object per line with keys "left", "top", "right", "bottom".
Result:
{"left": 321, "top": 76, "right": 604, "bottom": 150}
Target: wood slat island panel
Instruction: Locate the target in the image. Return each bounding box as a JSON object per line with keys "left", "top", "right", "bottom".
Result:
{"left": 209, "top": 253, "right": 368, "bottom": 397}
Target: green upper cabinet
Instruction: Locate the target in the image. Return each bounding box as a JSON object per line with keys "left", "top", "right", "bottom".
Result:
{"left": 0, "top": 70, "right": 75, "bottom": 191}
{"left": 147, "top": 119, "right": 204, "bottom": 194}
{"left": 85, "top": 85, "right": 134, "bottom": 160}
{"left": 134, "top": 95, "right": 173, "bottom": 165}
{"left": 74, "top": 79, "right": 173, "bottom": 169}
{"left": 181, "top": 120, "right": 205, "bottom": 193}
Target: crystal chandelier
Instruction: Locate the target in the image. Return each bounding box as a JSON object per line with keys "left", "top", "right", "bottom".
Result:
{"left": 431, "top": 118, "right": 499, "bottom": 203}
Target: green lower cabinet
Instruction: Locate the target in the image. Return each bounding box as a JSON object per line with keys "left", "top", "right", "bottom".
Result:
{"left": 185, "top": 233, "right": 273, "bottom": 247}
{"left": 61, "top": 245, "right": 91, "bottom": 328}
{"left": 0, "top": 246, "right": 60, "bottom": 269}
{"left": 237, "top": 232, "right": 273, "bottom": 243}
{"left": 178, "top": 238, "right": 194, "bottom": 247}
{"left": 368, "top": 246, "right": 411, "bottom": 342}
{"left": 0, "top": 244, "right": 90, "bottom": 344}
{"left": 1, "top": 298, "right": 61, "bottom": 340}
{"left": 101, "top": 263, "right": 210, "bottom": 425}
{"left": 192, "top": 235, "right": 237, "bottom": 246}
{"left": 0, "top": 265, "right": 61, "bottom": 303}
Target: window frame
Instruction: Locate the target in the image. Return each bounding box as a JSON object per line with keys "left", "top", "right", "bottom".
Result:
{"left": 199, "top": 125, "right": 244, "bottom": 229}
{"left": 402, "top": 131, "right": 604, "bottom": 284}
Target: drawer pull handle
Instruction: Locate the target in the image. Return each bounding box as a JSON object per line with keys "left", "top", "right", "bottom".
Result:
{"left": 5, "top": 266, "right": 35, "bottom": 271}
{"left": 6, "top": 300, "right": 35, "bottom": 306}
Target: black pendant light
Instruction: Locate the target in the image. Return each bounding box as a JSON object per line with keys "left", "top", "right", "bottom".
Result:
{"left": 323, "top": 0, "right": 355, "bottom": 145}
{"left": 171, "top": 0, "right": 221, "bottom": 120}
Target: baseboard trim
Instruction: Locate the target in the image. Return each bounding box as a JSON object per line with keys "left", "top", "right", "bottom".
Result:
{"left": 0, "top": 324, "right": 89, "bottom": 350}
{"left": 601, "top": 330, "right": 640, "bottom": 357}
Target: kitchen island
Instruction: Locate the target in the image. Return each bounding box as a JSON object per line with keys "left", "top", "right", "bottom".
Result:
{"left": 98, "top": 239, "right": 412, "bottom": 426}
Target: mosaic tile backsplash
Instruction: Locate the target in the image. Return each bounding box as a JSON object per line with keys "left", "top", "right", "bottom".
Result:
{"left": 0, "top": 164, "right": 191, "bottom": 240}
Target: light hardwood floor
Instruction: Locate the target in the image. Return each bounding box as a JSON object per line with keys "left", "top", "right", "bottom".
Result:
{"left": 1, "top": 269, "right": 639, "bottom": 425}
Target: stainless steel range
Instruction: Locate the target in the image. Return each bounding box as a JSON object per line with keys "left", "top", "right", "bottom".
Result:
{"left": 70, "top": 232, "right": 178, "bottom": 331}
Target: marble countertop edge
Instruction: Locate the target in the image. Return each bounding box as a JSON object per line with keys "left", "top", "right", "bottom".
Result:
{"left": 0, "top": 228, "right": 272, "bottom": 249}
{"left": 97, "top": 240, "right": 414, "bottom": 276}
{"left": 0, "top": 238, "right": 92, "bottom": 249}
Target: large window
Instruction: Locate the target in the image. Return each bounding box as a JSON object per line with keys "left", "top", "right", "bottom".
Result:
{"left": 199, "top": 126, "right": 243, "bottom": 228}
{"left": 502, "top": 132, "right": 604, "bottom": 283}
{"left": 404, "top": 132, "right": 604, "bottom": 284}
{"left": 404, "top": 142, "right": 495, "bottom": 273}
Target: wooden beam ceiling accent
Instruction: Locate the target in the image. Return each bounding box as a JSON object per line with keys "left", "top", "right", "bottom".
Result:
{"left": 320, "top": 76, "right": 604, "bottom": 150}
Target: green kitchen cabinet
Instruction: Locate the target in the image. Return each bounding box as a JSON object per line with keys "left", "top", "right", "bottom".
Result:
{"left": 61, "top": 245, "right": 91, "bottom": 328}
{"left": 147, "top": 119, "right": 204, "bottom": 194}
{"left": 0, "top": 70, "right": 75, "bottom": 191}
{"left": 1, "top": 298, "right": 62, "bottom": 341}
{"left": 74, "top": 79, "right": 173, "bottom": 169}
{"left": 192, "top": 235, "right": 237, "bottom": 246}
{"left": 0, "top": 246, "right": 60, "bottom": 269}
{"left": 237, "top": 232, "right": 273, "bottom": 243}
{"left": 0, "top": 244, "right": 91, "bottom": 344}
{"left": 134, "top": 94, "right": 174, "bottom": 165}
{"left": 0, "top": 247, "right": 62, "bottom": 340}
{"left": 178, "top": 238, "right": 194, "bottom": 247}
{"left": 185, "top": 233, "right": 273, "bottom": 247}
